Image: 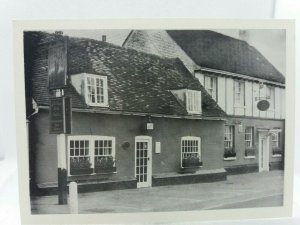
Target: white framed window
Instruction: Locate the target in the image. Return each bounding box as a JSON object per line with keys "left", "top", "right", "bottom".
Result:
{"left": 224, "top": 125, "right": 236, "bottom": 160}
{"left": 234, "top": 81, "right": 245, "bottom": 106}
{"left": 186, "top": 90, "right": 202, "bottom": 114}
{"left": 224, "top": 125, "right": 234, "bottom": 149}
{"left": 85, "top": 74, "right": 108, "bottom": 107}
{"left": 271, "top": 132, "right": 282, "bottom": 157}
{"left": 181, "top": 136, "right": 201, "bottom": 167}
{"left": 245, "top": 127, "right": 254, "bottom": 148}
{"left": 68, "top": 136, "right": 116, "bottom": 175}
{"left": 271, "top": 132, "right": 280, "bottom": 148}
{"left": 204, "top": 75, "right": 217, "bottom": 100}
{"left": 267, "top": 86, "right": 275, "bottom": 110}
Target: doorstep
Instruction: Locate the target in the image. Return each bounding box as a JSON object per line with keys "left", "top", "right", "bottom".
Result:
{"left": 152, "top": 168, "right": 227, "bottom": 186}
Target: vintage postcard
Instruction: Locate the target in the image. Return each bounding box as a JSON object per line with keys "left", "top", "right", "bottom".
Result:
{"left": 14, "top": 19, "right": 295, "bottom": 224}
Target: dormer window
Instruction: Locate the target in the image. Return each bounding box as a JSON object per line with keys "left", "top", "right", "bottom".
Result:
{"left": 85, "top": 74, "right": 108, "bottom": 107}
{"left": 186, "top": 90, "right": 202, "bottom": 114}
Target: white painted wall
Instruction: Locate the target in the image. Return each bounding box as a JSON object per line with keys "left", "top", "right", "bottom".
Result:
{"left": 245, "top": 81, "right": 253, "bottom": 116}
{"left": 217, "top": 76, "right": 226, "bottom": 110}
{"left": 70, "top": 73, "right": 85, "bottom": 97}
{"left": 199, "top": 75, "right": 285, "bottom": 119}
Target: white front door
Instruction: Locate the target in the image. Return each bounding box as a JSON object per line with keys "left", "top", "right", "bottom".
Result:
{"left": 135, "top": 136, "right": 152, "bottom": 188}
{"left": 258, "top": 131, "right": 270, "bottom": 172}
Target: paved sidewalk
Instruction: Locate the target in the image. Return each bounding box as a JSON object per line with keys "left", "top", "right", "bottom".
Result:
{"left": 31, "top": 170, "right": 283, "bottom": 214}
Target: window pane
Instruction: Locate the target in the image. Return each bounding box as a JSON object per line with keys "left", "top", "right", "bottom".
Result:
{"left": 181, "top": 137, "right": 200, "bottom": 163}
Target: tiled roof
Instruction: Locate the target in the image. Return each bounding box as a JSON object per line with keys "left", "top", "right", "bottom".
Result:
{"left": 24, "top": 32, "right": 225, "bottom": 117}
{"left": 166, "top": 30, "right": 285, "bottom": 84}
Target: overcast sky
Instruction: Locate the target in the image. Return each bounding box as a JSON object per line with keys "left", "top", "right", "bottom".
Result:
{"left": 61, "top": 29, "right": 286, "bottom": 76}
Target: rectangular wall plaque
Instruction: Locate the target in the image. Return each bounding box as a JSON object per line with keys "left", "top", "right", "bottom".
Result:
{"left": 50, "top": 97, "right": 71, "bottom": 134}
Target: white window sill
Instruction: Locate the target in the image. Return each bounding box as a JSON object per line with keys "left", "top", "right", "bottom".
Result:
{"left": 224, "top": 157, "right": 237, "bottom": 161}
{"left": 234, "top": 105, "right": 246, "bottom": 109}
{"left": 272, "top": 154, "right": 282, "bottom": 158}
{"left": 68, "top": 171, "right": 117, "bottom": 177}
{"left": 187, "top": 111, "right": 202, "bottom": 115}
{"left": 86, "top": 103, "right": 109, "bottom": 107}
{"left": 244, "top": 156, "right": 256, "bottom": 159}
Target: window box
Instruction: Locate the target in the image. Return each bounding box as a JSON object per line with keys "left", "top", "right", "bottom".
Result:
{"left": 95, "top": 167, "right": 117, "bottom": 174}
{"left": 272, "top": 147, "right": 282, "bottom": 156}
{"left": 70, "top": 168, "right": 94, "bottom": 175}
{"left": 180, "top": 156, "right": 202, "bottom": 174}
{"left": 245, "top": 148, "right": 256, "bottom": 157}
{"left": 182, "top": 157, "right": 203, "bottom": 168}
{"left": 224, "top": 148, "right": 236, "bottom": 158}
{"left": 70, "top": 157, "right": 93, "bottom": 175}
{"left": 94, "top": 156, "right": 116, "bottom": 174}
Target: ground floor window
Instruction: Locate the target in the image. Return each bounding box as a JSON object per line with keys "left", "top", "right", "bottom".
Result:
{"left": 224, "top": 125, "right": 236, "bottom": 159}
{"left": 181, "top": 136, "right": 202, "bottom": 168}
{"left": 68, "top": 136, "right": 116, "bottom": 175}
{"left": 245, "top": 127, "right": 255, "bottom": 157}
{"left": 271, "top": 132, "right": 282, "bottom": 156}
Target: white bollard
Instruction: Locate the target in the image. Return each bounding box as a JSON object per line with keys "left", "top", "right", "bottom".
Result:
{"left": 69, "top": 182, "right": 78, "bottom": 214}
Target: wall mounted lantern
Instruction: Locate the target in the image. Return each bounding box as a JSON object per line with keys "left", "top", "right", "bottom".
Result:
{"left": 146, "top": 115, "right": 154, "bottom": 131}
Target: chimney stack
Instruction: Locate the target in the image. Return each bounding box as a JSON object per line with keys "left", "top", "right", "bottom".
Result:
{"left": 102, "top": 35, "right": 106, "bottom": 42}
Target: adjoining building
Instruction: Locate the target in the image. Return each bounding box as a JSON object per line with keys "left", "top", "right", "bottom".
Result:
{"left": 25, "top": 32, "right": 228, "bottom": 195}
{"left": 123, "top": 30, "right": 285, "bottom": 174}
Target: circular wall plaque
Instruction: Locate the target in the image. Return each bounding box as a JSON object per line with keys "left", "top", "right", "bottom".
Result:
{"left": 122, "top": 142, "right": 130, "bottom": 150}
{"left": 257, "top": 100, "right": 270, "bottom": 111}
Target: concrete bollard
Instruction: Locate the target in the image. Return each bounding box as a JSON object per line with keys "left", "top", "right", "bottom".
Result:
{"left": 69, "top": 182, "right": 78, "bottom": 214}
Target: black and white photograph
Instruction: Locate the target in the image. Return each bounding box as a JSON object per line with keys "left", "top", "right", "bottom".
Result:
{"left": 14, "top": 19, "right": 295, "bottom": 224}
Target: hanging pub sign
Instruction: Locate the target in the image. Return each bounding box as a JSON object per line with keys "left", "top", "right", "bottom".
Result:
{"left": 50, "top": 97, "right": 71, "bottom": 134}
{"left": 257, "top": 99, "right": 270, "bottom": 111}
{"left": 48, "top": 42, "right": 67, "bottom": 90}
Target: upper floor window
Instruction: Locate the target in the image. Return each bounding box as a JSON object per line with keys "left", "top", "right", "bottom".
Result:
{"left": 204, "top": 75, "right": 217, "bottom": 100}
{"left": 186, "top": 90, "right": 202, "bottom": 114}
{"left": 85, "top": 74, "right": 108, "bottom": 107}
{"left": 267, "top": 86, "right": 275, "bottom": 110}
{"left": 234, "top": 81, "right": 245, "bottom": 107}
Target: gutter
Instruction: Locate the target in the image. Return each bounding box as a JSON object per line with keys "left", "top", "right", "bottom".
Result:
{"left": 38, "top": 105, "right": 226, "bottom": 121}
{"left": 197, "top": 67, "right": 285, "bottom": 88}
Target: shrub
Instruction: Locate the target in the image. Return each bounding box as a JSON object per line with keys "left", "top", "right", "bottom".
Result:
{"left": 272, "top": 147, "right": 282, "bottom": 155}
{"left": 245, "top": 148, "right": 255, "bottom": 157}
{"left": 70, "top": 157, "right": 91, "bottom": 169}
{"left": 182, "top": 155, "right": 202, "bottom": 167}
{"left": 95, "top": 156, "right": 115, "bottom": 169}
{"left": 224, "top": 148, "right": 236, "bottom": 158}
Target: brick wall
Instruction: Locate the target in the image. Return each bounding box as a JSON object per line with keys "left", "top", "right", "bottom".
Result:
{"left": 30, "top": 109, "right": 225, "bottom": 187}
{"left": 223, "top": 117, "right": 285, "bottom": 168}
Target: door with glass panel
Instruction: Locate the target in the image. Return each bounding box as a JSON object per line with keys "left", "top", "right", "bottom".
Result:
{"left": 135, "top": 136, "right": 152, "bottom": 188}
